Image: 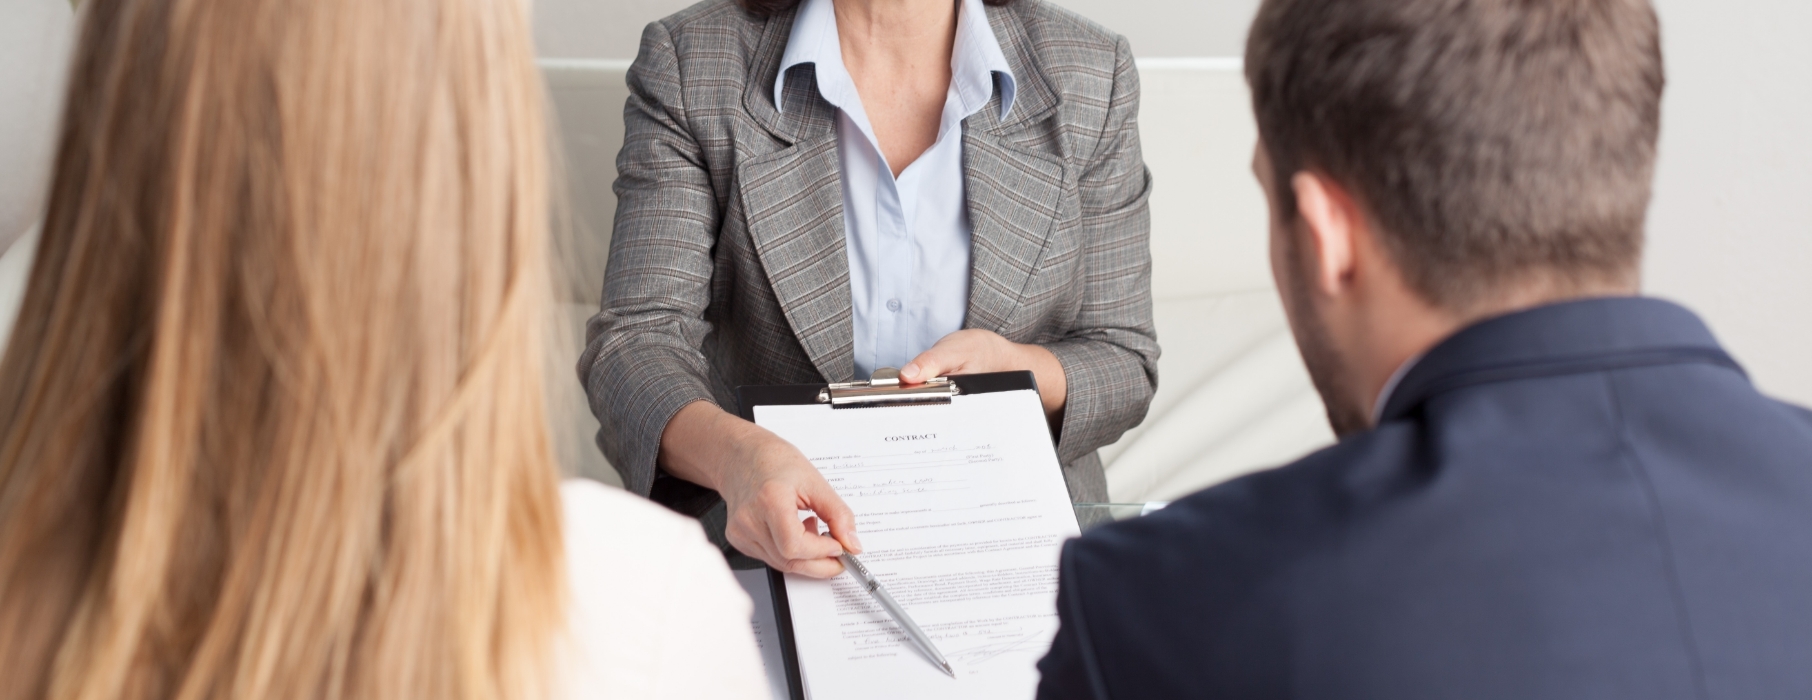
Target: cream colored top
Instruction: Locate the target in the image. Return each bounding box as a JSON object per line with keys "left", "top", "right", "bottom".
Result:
{"left": 559, "top": 479, "right": 767, "bottom": 699}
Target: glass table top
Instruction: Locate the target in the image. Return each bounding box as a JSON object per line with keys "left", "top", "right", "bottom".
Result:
{"left": 1072, "top": 502, "right": 1168, "bottom": 530}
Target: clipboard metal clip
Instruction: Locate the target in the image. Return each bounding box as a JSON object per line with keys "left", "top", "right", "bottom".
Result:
{"left": 818, "top": 367, "right": 959, "bottom": 409}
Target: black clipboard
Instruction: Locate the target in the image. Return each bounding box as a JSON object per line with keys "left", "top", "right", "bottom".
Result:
{"left": 735, "top": 370, "right": 1047, "bottom": 700}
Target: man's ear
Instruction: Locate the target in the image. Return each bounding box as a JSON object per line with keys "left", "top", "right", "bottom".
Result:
{"left": 1290, "top": 171, "right": 1361, "bottom": 298}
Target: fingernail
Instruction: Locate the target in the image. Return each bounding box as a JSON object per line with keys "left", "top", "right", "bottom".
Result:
{"left": 850, "top": 534, "right": 864, "bottom": 553}
{"left": 902, "top": 364, "right": 919, "bottom": 379}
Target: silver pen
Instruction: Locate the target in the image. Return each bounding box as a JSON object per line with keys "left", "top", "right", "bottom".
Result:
{"left": 840, "top": 551, "right": 956, "bottom": 678}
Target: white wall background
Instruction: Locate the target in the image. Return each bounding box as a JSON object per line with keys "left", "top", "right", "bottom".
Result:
{"left": 1643, "top": 0, "right": 1812, "bottom": 406}
{"left": 0, "top": 0, "right": 77, "bottom": 252}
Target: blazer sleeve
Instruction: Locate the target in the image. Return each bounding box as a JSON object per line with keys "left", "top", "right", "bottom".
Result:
{"left": 1042, "top": 35, "right": 1160, "bottom": 466}
{"left": 579, "top": 21, "right": 721, "bottom": 497}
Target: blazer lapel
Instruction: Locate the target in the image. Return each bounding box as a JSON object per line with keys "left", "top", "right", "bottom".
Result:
{"left": 962, "top": 130, "right": 1069, "bottom": 335}
{"left": 963, "top": 4, "right": 1068, "bottom": 335}
{"left": 735, "top": 11, "right": 855, "bottom": 382}
{"left": 980, "top": 3, "right": 1061, "bottom": 134}
{"left": 744, "top": 7, "right": 828, "bottom": 146}
{"left": 739, "top": 133, "right": 854, "bottom": 383}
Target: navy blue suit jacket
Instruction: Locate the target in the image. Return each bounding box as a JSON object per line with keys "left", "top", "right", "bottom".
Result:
{"left": 1037, "top": 298, "right": 1812, "bottom": 699}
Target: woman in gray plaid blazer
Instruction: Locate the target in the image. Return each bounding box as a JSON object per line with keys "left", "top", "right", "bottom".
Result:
{"left": 580, "top": 0, "right": 1157, "bottom": 577}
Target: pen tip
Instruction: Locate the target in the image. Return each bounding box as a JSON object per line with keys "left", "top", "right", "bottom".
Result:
{"left": 941, "top": 662, "right": 956, "bottom": 678}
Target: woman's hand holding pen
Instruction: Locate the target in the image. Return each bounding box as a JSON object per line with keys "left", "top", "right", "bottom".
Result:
{"left": 658, "top": 401, "right": 861, "bottom": 578}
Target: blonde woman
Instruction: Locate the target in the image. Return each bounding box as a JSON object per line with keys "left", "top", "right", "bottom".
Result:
{"left": 0, "top": 0, "right": 766, "bottom": 698}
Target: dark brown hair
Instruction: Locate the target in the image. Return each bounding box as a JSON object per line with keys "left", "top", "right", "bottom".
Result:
{"left": 1246, "top": 0, "right": 1665, "bottom": 309}
{"left": 737, "top": 0, "right": 1015, "bottom": 20}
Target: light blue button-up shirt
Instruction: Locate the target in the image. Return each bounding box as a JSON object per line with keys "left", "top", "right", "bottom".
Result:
{"left": 776, "top": 0, "right": 1017, "bottom": 380}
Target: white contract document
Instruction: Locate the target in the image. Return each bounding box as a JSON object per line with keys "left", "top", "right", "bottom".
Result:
{"left": 753, "top": 389, "right": 1080, "bottom": 700}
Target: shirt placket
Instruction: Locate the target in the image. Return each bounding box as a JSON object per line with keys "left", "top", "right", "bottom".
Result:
{"left": 875, "top": 153, "right": 912, "bottom": 371}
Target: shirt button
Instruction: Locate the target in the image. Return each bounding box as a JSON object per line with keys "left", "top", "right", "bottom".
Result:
{"left": 886, "top": 299, "right": 903, "bottom": 312}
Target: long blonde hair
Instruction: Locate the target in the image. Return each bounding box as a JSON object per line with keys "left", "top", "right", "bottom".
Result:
{"left": 0, "top": 0, "right": 566, "bottom": 698}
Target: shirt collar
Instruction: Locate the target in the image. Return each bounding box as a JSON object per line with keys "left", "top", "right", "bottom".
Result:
{"left": 1371, "top": 352, "right": 1424, "bottom": 426}
{"left": 774, "top": 0, "right": 1016, "bottom": 121}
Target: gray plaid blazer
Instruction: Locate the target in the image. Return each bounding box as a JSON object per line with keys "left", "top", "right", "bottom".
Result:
{"left": 581, "top": 0, "right": 1158, "bottom": 509}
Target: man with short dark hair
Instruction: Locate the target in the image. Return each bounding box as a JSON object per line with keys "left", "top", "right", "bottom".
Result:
{"left": 1034, "top": 0, "right": 1812, "bottom": 697}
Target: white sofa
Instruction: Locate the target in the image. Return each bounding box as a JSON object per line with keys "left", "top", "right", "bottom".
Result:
{"left": 540, "top": 58, "right": 1334, "bottom": 501}
{"left": 0, "top": 47, "right": 1334, "bottom": 503}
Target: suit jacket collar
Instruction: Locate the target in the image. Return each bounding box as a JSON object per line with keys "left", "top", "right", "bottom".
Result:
{"left": 975, "top": 2, "right": 1058, "bottom": 133}
{"left": 745, "top": 7, "right": 837, "bottom": 145}
{"left": 1379, "top": 297, "right": 1745, "bottom": 423}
